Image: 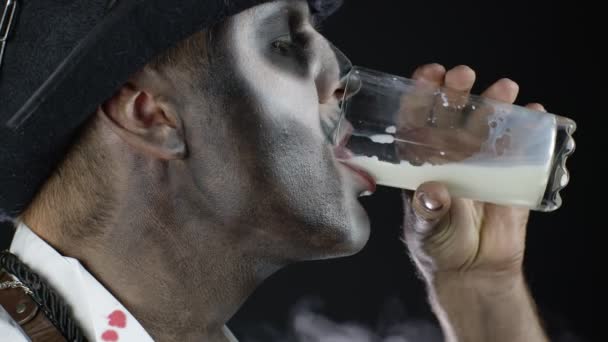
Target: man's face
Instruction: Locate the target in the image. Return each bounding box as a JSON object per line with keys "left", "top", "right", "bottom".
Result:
{"left": 178, "top": 0, "right": 372, "bottom": 261}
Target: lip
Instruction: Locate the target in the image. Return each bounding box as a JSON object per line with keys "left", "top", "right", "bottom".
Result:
{"left": 333, "top": 146, "right": 377, "bottom": 193}
{"left": 331, "top": 119, "right": 376, "bottom": 193}
{"left": 339, "top": 160, "right": 377, "bottom": 193}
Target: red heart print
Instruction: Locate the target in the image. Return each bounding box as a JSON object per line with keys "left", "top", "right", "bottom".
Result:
{"left": 108, "top": 310, "right": 127, "bottom": 328}
{"left": 101, "top": 330, "right": 118, "bottom": 341}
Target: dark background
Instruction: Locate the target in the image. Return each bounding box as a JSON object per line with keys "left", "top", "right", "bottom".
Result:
{"left": 1, "top": 1, "right": 604, "bottom": 341}
{"left": 230, "top": 1, "right": 604, "bottom": 341}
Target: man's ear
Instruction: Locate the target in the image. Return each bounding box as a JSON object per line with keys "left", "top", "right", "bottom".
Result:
{"left": 99, "top": 84, "right": 187, "bottom": 160}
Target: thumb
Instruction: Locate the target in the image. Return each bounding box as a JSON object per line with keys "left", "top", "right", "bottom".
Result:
{"left": 403, "top": 182, "right": 452, "bottom": 237}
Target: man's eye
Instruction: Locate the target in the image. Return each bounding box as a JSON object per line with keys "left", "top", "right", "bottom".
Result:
{"left": 271, "top": 37, "right": 295, "bottom": 56}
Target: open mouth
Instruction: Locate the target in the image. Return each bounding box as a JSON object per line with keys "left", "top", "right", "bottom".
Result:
{"left": 330, "top": 115, "right": 376, "bottom": 195}
{"left": 338, "top": 158, "right": 377, "bottom": 196}
{"left": 332, "top": 142, "right": 376, "bottom": 196}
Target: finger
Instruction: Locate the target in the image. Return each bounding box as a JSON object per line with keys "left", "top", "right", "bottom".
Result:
{"left": 397, "top": 64, "right": 447, "bottom": 136}
{"left": 463, "top": 78, "right": 520, "bottom": 141}
{"left": 396, "top": 126, "right": 485, "bottom": 166}
{"left": 444, "top": 65, "right": 476, "bottom": 93}
{"left": 407, "top": 66, "right": 477, "bottom": 165}
{"left": 412, "top": 63, "right": 446, "bottom": 86}
{"left": 480, "top": 78, "right": 519, "bottom": 103}
{"left": 405, "top": 181, "right": 452, "bottom": 236}
{"left": 525, "top": 102, "right": 546, "bottom": 112}
{"left": 433, "top": 65, "right": 477, "bottom": 128}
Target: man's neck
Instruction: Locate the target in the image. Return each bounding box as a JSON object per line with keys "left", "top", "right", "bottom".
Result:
{"left": 25, "top": 211, "right": 280, "bottom": 341}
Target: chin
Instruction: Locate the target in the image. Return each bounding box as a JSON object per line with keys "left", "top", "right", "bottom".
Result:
{"left": 332, "top": 198, "right": 372, "bottom": 257}
{"left": 302, "top": 198, "right": 372, "bottom": 261}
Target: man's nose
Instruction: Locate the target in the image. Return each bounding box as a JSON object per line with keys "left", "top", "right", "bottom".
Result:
{"left": 317, "top": 43, "right": 358, "bottom": 104}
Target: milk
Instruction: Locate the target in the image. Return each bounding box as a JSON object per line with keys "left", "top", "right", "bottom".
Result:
{"left": 343, "top": 156, "right": 552, "bottom": 208}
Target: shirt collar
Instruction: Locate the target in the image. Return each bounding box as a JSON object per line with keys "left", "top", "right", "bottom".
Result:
{"left": 9, "top": 222, "right": 154, "bottom": 342}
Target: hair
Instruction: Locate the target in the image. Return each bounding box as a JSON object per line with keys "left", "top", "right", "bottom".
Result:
{"left": 148, "top": 31, "right": 212, "bottom": 74}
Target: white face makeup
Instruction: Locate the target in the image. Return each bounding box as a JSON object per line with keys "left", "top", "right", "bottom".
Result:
{"left": 182, "top": 0, "right": 372, "bottom": 260}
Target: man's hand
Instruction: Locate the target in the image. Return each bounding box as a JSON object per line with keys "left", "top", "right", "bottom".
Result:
{"left": 402, "top": 63, "right": 542, "bottom": 281}
{"left": 401, "top": 64, "right": 549, "bottom": 342}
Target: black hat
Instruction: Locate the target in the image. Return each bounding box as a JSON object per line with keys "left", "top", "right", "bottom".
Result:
{"left": 0, "top": 0, "right": 282, "bottom": 218}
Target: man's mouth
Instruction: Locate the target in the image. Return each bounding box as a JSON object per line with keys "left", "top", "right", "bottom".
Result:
{"left": 328, "top": 115, "right": 376, "bottom": 196}
{"left": 341, "top": 160, "right": 377, "bottom": 196}
{"left": 333, "top": 145, "right": 377, "bottom": 196}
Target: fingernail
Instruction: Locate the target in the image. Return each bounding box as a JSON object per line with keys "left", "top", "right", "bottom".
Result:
{"left": 417, "top": 192, "right": 443, "bottom": 211}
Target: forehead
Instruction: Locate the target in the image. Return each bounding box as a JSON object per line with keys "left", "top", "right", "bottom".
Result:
{"left": 243, "top": 0, "right": 342, "bottom": 25}
{"left": 230, "top": 0, "right": 343, "bottom": 32}
{"left": 247, "top": 0, "right": 312, "bottom": 24}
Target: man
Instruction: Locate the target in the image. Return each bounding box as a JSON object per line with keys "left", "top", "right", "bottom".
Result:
{"left": 0, "top": 0, "right": 550, "bottom": 341}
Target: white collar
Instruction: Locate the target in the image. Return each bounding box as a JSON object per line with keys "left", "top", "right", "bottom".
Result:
{"left": 9, "top": 222, "right": 154, "bottom": 342}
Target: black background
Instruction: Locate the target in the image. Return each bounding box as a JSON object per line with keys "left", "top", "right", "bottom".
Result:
{"left": 230, "top": 1, "right": 604, "bottom": 341}
{"left": 2, "top": 1, "right": 604, "bottom": 341}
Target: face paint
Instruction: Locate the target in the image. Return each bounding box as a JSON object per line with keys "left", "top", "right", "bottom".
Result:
{"left": 180, "top": 0, "right": 372, "bottom": 260}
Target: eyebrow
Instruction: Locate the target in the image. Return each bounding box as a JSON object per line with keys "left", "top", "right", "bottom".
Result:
{"left": 258, "top": 2, "right": 314, "bottom": 31}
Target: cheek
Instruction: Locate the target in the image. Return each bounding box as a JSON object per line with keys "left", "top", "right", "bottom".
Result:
{"left": 233, "top": 42, "right": 322, "bottom": 138}
{"left": 223, "top": 24, "right": 342, "bottom": 193}
{"left": 235, "top": 62, "right": 335, "bottom": 190}
{"left": 251, "top": 71, "right": 322, "bottom": 138}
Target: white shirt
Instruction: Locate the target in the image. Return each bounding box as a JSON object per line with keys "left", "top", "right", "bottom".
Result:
{"left": 0, "top": 222, "right": 155, "bottom": 341}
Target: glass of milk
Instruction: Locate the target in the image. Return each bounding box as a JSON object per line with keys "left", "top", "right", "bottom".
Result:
{"left": 333, "top": 66, "right": 577, "bottom": 212}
